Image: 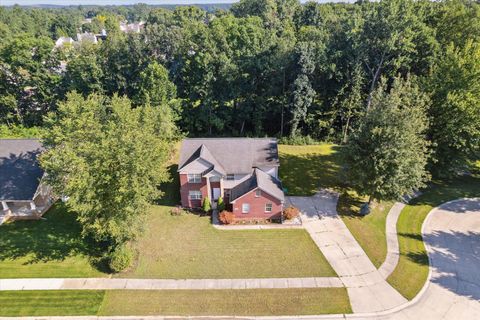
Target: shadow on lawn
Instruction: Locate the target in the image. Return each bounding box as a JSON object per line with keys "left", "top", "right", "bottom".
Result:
{"left": 155, "top": 164, "right": 180, "bottom": 206}
{"left": 279, "top": 145, "right": 345, "bottom": 196}
{"left": 0, "top": 203, "right": 107, "bottom": 270}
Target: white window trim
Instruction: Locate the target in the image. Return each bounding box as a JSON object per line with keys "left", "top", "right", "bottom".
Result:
{"left": 242, "top": 203, "right": 250, "bottom": 214}
{"left": 265, "top": 203, "right": 273, "bottom": 213}
{"left": 226, "top": 174, "right": 235, "bottom": 181}
{"left": 187, "top": 173, "right": 202, "bottom": 184}
{"left": 189, "top": 190, "right": 202, "bottom": 200}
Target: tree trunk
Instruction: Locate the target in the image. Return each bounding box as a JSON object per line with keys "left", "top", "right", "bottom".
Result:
{"left": 280, "top": 68, "right": 286, "bottom": 137}
{"left": 342, "top": 115, "right": 351, "bottom": 144}
{"left": 366, "top": 52, "right": 386, "bottom": 111}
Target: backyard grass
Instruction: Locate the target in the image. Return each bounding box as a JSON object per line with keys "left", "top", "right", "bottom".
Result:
{"left": 0, "top": 290, "right": 105, "bottom": 316}
{"left": 119, "top": 205, "right": 336, "bottom": 278}
{"left": 279, "top": 144, "right": 344, "bottom": 196}
{"left": 0, "top": 204, "right": 107, "bottom": 278}
{"left": 279, "top": 143, "right": 391, "bottom": 268}
{"left": 387, "top": 175, "right": 480, "bottom": 300}
{"left": 99, "top": 288, "right": 352, "bottom": 316}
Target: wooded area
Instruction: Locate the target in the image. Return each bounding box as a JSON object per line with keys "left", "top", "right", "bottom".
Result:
{"left": 1, "top": 0, "right": 479, "bottom": 174}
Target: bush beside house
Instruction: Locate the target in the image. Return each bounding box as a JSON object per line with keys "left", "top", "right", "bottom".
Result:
{"left": 202, "top": 197, "right": 211, "bottom": 213}
{"left": 283, "top": 206, "right": 300, "bottom": 220}
{"left": 219, "top": 211, "right": 235, "bottom": 224}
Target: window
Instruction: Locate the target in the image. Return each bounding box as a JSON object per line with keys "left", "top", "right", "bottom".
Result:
{"left": 189, "top": 190, "right": 202, "bottom": 200}
{"left": 187, "top": 174, "right": 201, "bottom": 183}
{"left": 242, "top": 203, "right": 250, "bottom": 214}
{"left": 255, "top": 189, "right": 261, "bottom": 197}
{"left": 265, "top": 203, "right": 272, "bottom": 213}
{"left": 226, "top": 174, "right": 235, "bottom": 181}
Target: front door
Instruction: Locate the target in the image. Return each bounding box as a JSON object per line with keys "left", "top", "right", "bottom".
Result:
{"left": 212, "top": 188, "right": 221, "bottom": 200}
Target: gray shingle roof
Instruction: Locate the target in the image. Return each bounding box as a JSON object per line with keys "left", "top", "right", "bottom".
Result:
{"left": 178, "top": 138, "right": 279, "bottom": 174}
{"left": 0, "top": 139, "right": 44, "bottom": 201}
{"left": 230, "top": 168, "right": 284, "bottom": 202}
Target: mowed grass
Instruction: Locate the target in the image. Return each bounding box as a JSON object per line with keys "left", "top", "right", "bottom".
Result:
{"left": 0, "top": 288, "right": 351, "bottom": 317}
{"left": 387, "top": 175, "right": 480, "bottom": 300}
{"left": 279, "top": 144, "right": 344, "bottom": 196}
{"left": 279, "top": 143, "right": 391, "bottom": 268}
{"left": 0, "top": 204, "right": 106, "bottom": 278}
{"left": 0, "top": 290, "right": 105, "bottom": 316}
{"left": 337, "top": 191, "right": 393, "bottom": 268}
{"left": 119, "top": 205, "right": 336, "bottom": 278}
{"left": 99, "top": 288, "right": 352, "bottom": 316}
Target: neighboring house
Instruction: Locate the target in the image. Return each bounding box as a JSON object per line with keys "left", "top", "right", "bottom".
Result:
{"left": 178, "top": 138, "right": 285, "bottom": 220}
{"left": 76, "top": 32, "right": 98, "bottom": 44}
{"left": 0, "top": 139, "right": 54, "bottom": 224}
{"left": 55, "top": 37, "right": 74, "bottom": 48}
{"left": 119, "top": 21, "right": 145, "bottom": 33}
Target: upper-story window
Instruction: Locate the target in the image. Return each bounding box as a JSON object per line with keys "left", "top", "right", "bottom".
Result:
{"left": 226, "top": 174, "right": 235, "bottom": 181}
{"left": 187, "top": 174, "right": 202, "bottom": 183}
{"left": 255, "top": 189, "right": 261, "bottom": 197}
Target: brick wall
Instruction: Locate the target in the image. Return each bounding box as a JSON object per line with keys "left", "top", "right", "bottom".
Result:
{"left": 231, "top": 188, "right": 283, "bottom": 220}
{"left": 179, "top": 174, "right": 208, "bottom": 208}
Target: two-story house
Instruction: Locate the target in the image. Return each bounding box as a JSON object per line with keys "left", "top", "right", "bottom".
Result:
{"left": 178, "top": 138, "right": 285, "bottom": 220}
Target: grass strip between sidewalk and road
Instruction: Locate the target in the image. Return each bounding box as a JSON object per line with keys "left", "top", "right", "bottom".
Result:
{"left": 0, "top": 288, "right": 352, "bottom": 317}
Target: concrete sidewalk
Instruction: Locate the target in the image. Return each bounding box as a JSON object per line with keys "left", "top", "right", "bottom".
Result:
{"left": 0, "top": 277, "right": 343, "bottom": 291}
{"left": 287, "top": 190, "right": 407, "bottom": 313}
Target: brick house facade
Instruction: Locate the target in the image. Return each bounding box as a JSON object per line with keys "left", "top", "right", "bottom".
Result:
{"left": 178, "top": 138, "right": 285, "bottom": 220}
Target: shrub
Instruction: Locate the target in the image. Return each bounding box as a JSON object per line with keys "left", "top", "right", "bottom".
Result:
{"left": 283, "top": 206, "right": 300, "bottom": 220}
{"left": 202, "top": 197, "right": 212, "bottom": 213}
{"left": 108, "top": 243, "right": 134, "bottom": 273}
{"left": 278, "top": 135, "right": 318, "bottom": 145}
{"left": 170, "top": 207, "right": 184, "bottom": 216}
{"left": 219, "top": 210, "right": 235, "bottom": 224}
{"left": 217, "top": 196, "right": 225, "bottom": 211}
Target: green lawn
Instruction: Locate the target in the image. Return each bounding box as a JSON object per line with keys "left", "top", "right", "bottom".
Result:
{"left": 118, "top": 205, "right": 336, "bottom": 278}
{"left": 0, "top": 290, "right": 105, "bottom": 316}
{"left": 279, "top": 144, "right": 391, "bottom": 269}
{"left": 0, "top": 288, "right": 351, "bottom": 317}
{"left": 387, "top": 175, "right": 480, "bottom": 300}
{"left": 0, "top": 204, "right": 107, "bottom": 278}
{"left": 279, "top": 144, "right": 344, "bottom": 196}
{"left": 99, "top": 289, "right": 351, "bottom": 316}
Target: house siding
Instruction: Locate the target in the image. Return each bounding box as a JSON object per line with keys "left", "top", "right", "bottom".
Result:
{"left": 179, "top": 174, "right": 208, "bottom": 208}
{"left": 231, "top": 188, "right": 283, "bottom": 220}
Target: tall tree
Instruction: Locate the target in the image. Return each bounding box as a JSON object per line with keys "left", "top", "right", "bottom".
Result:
{"left": 41, "top": 93, "right": 177, "bottom": 250}
{"left": 344, "top": 77, "right": 431, "bottom": 205}
{"left": 426, "top": 40, "right": 480, "bottom": 176}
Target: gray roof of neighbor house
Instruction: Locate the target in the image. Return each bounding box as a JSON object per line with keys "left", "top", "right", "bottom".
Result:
{"left": 230, "top": 168, "right": 284, "bottom": 202}
{"left": 178, "top": 138, "right": 280, "bottom": 174}
{"left": 0, "top": 139, "right": 44, "bottom": 201}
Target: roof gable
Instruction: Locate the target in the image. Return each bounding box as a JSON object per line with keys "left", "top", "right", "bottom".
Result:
{"left": 230, "top": 168, "right": 284, "bottom": 203}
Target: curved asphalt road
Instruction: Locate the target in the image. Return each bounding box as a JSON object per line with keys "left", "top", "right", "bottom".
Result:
{"left": 351, "top": 198, "right": 480, "bottom": 320}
